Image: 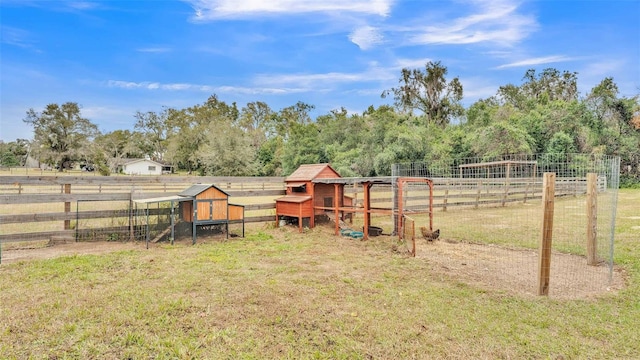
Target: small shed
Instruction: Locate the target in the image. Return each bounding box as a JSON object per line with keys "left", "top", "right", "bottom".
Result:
{"left": 179, "top": 184, "right": 245, "bottom": 236}
{"left": 275, "top": 163, "right": 352, "bottom": 232}
{"left": 120, "top": 158, "right": 172, "bottom": 175}
{"left": 133, "top": 183, "right": 244, "bottom": 247}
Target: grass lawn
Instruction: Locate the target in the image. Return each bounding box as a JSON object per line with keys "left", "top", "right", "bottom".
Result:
{"left": 0, "top": 190, "right": 639, "bottom": 359}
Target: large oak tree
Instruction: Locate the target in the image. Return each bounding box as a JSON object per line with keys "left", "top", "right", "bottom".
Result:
{"left": 23, "top": 102, "right": 98, "bottom": 171}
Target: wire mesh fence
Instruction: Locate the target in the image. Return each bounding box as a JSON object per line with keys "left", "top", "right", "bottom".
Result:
{"left": 392, "top": 154, "right": 621, "bottom": 298}
{"left": 132, "top": 200, "right": 180, "bottom": 245}
{"left": 75, "top": 200, "right": 137, "bottom": 242}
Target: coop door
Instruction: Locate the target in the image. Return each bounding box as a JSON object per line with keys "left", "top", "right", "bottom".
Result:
{"left": 324, "top": 197, "right": 333, "bottom": 209}
{"left": 196, "top": 200, "right": 212, "bottom": 221}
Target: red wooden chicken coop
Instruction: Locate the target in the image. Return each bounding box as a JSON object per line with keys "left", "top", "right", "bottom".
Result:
{"left": 275, "top": 163, "right": 352, "bottom": 232}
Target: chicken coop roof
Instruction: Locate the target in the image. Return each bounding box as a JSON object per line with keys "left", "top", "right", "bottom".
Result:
{"left": 178, "top": 184, "right": 229, "bottom": 197}
{"left": 285, "top": 163, "right": 340, "bottom": 182}
{"left": 133, "top": 195, "right": 189, "bottom": 204}
{"left": 312, "top": 176, "right": 393, "bottom": 185}
{"left": 275, "top": 195, "right": 312, "bottom": 203}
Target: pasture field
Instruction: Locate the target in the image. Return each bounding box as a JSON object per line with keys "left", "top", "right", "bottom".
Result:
{"left": 0, "top": 190, "right": 638, "bottom": 359}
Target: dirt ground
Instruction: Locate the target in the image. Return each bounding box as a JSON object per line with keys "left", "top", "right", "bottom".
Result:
{"left": 415, "top": 237, "right": 627, "bottom": 300}
{"left": 1, "top": 233, "right": 626, "bottom": 300}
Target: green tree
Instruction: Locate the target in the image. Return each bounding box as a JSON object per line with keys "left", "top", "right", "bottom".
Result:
{"left": 197, "top": 121, "right": 255, "bottom": 176}
{"left": 23, "top": 102, "right": 98, "bottom": 171}
{"left": 134, "top": 108, "right": 171, "bottom": 161}
{"left": 545, "top": 131, "right": 577, "bottom": 154}
{"left": 256, "top": 136, "right": 284, "bottom": 176}
{"left": 282, "top": 122, "right": 326, "bottom": 175}
{"left": 0, "top": 142, "right": 20, "bottom": 167}
{"left": 498, "top": 68, "right": 578, "bottom": 109}
{"left": 382, "top": 61, "right": 463, "bottom": 126}
{"left": 0, "top": 139, "right": 29, "bottom": 167}
{"left": 238, "top": 101, "right": 275, "bottom": 148}
{"left": 256, "top": 102, "right": 315, "bottom": 175}
{"left": 164, "top": 106, "right": 211, "bottom": 174}
{"left": 473, "top": 121, "right": 535, "bottom": 159}
{"left": 316, "top": 107, "right": 370, "bottom": 176}
{"left": 95, "top": 130, "right": 147, "bottom": 174}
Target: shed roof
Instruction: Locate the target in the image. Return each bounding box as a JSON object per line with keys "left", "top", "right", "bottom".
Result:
{"left": 285, "top": 163, "right": 340, "bottom": 182}
{"left": 178, "top": 184, "right": 229, "bottom": 197}
{"left": 118, "top": 158, "right": 170, "bottom": 167}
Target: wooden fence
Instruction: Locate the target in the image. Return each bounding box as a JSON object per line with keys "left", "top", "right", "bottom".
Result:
{"left": 0, "top": 176, "right": 286, "bottom": 244}
{"left": 0, "top": 175, "right": 602, "bottom": 244}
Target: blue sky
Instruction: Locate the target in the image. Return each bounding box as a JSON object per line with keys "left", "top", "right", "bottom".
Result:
{"left": 1, "top": 0, "right": 639, "bottom": 141}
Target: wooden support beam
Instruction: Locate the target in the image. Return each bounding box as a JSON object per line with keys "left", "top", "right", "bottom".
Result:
{"left": 129, "top": 192, "right": 134, "bottom": 241}
{"left": 363, "top": 182, "right": 371, "bottom": 240}
{"left": 334, "top": 183, "right": 340, "bottom": 236}
{"left": 586, "top": 173, "right": 598, "bottom": 265}
{"left": 538, "top": 172, "right": 555, "bottom": 296}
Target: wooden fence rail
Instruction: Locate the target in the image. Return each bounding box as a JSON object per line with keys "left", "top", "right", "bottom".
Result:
{"left": 0, "top": 175, "right": 601, "bottom": 244}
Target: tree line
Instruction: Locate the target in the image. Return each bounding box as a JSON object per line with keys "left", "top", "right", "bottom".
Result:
{"left": 1, "top": 62, "right": 639, "bottom": 186}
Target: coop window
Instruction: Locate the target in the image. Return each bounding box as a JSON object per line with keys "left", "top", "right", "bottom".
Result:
{"left": 291, "top": 184, "right": 306, "bottom": 193}
{"left": 324, "top": 197, "right": 333, "bottom": 207}
{"left": 148, "top": 166, "right": 156, "bottom": 171}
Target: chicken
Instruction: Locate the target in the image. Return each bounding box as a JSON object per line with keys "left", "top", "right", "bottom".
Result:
{"left": 420, "top": 227, "right": 440, "bottom": 241}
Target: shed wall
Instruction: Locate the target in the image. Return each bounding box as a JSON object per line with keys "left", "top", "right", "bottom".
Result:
{"left": 228, "top": 205, "right": 244, "bottom": 221}
{"left": 123, "top": 161, "right": 163, "bottom": 175}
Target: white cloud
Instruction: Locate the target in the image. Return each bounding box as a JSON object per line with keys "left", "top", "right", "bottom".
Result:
{"left": 580, "top": 59, "right": 626, "bottom": 78}
{"left": 408, "top": 0, "right": 537, "bottom": 46}
{"left": 106, "top": 80, "right": 307, "bottom": 95}
{"left": 495, "top": 55, "right": 576, "bottom": 69}
{"left": 0, "top": 26, "right": 39, "bottom": 51}
{"left": 253, "top": 64, "right": 397, "bottom": 89}
{"left": 392, "top": 58, "right": 433, "bottom": 70}
{"left": 255, "top": 72, "right": 366, "bottom": 87}
{"left": 216, "top": 86, "right": 307, "bottom": 95}
{"left": 80, "top": 106, "right": 133, "bottom": 121}
{"left": 183, "top": 0, "right": 393, "bottom": 20}
{"left": 349, "top": 25, "right": 384, "bottom": 50}
{"left": 67, "top": 2, "right": 100, "bottom": 10}
{"left": 107, "top": 80, "right": 141, "bottom": 89}
{"left": 458, "top": 76, "right": 500, "bottom": 101}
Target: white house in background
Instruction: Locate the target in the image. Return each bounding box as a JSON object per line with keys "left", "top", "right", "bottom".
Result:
{"left": 121, "top": 158, "right": 171, "bottom": 175}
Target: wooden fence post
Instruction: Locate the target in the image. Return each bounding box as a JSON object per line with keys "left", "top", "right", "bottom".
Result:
{"left": 443, "top": 187, "right": 449, "bottom": 212}
{"left": 64, "top": 183, "right": 71, "bottom": 230}
{"left": 502, "top": 165, "right": 511, "bottom": 206}
{"left": 538, "top": 172, "right": 555, "bottom": 296}
{"left": 129, "top": 191, "right": 135, "bottom": 241}
{"left": 586, "top": 173, "right": 598, "bottom": 265}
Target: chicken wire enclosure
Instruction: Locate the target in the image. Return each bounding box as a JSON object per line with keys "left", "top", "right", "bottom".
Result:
{"left": 393, "top": 154, "right": 621, "bottom": 298}
{"left": 133, "top": 197, "right": 185, "bottom": 248}
{"left": 75, "top": 199, "right": 138, "bottom": 242}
